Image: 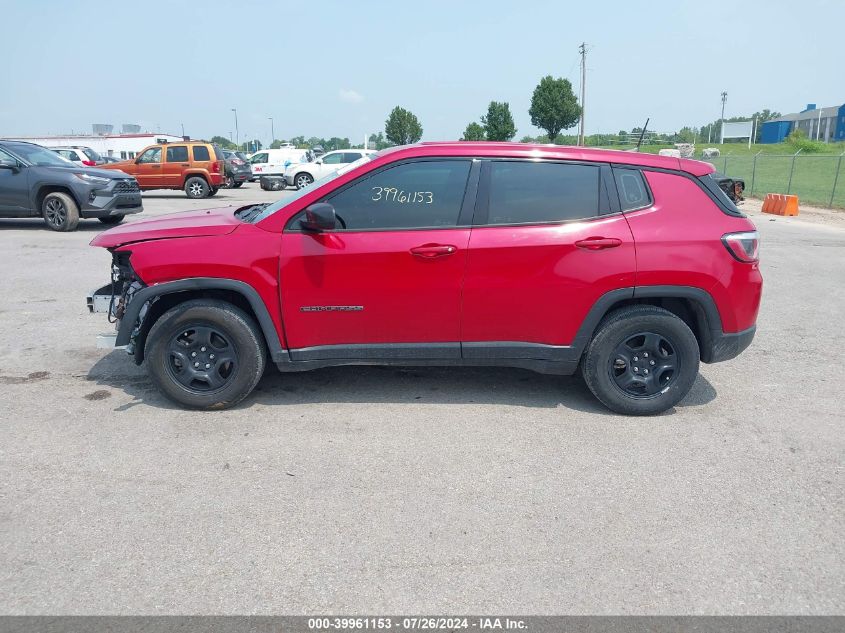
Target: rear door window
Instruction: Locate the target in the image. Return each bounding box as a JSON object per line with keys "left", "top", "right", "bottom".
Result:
{"left": 343, "top": 152, "right": 362, "bottom": 163}
{"left": 192, "top": 145, "right": 210, "bottom": 161}
{"left": 166, "top": 146, "right": 189, "bottom": 162}
{"left": 487, "top": 161, "right": 600, "bottom": 224}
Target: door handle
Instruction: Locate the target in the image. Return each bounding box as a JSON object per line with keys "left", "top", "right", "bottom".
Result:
{"left": 575, "top": 237, "right": 622, "bottom": 250}
{"left": 151, "top": 165, "right": 161, "bottom": 169}
{"left": 410, "top": 244, "right": 457, "bottom": 258}
{"left": 180, "top": 163, "right": 190, "bottom": 166}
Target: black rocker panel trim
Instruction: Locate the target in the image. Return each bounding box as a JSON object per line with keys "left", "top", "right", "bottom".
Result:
{"left": 289, "top": 342, "right": 460, "bottom": 362}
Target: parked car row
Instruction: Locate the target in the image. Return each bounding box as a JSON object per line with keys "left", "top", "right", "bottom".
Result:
{"left": 2, "top": 137, "right": 405, "bottom": 231}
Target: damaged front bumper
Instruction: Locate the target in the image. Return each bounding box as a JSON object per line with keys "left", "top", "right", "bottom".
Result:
{"left": 86, "top": 278, "right": 145, "bottom": 356}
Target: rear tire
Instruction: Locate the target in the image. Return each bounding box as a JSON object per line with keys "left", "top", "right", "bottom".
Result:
{"left": 41, "top": 192, "right": 80, "bottom": 232}
{"left": 232, "top": 182, "right": 243, "bottom": 188}
{"left": 145, "top": 300, "right": 266, "bottom": 410}
{"left": 98, "top": 214, "right": 125, "bottom": 225}
{"left": 224, "top": 175, "right": 235, "bottom": 189}
{"left": 184, "top": 176, "right": 210, "bottom": 199}
{"left": 581, "top": 305, "right": 700, "bottom": 416}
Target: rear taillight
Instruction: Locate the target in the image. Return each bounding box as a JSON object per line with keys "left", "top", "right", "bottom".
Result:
{"left": 722, "top": 231, "right": 759, "bottom": 262}
{"left": 213, "top": 160, "right": 222, "bottom": 173}
{"left": 232, "top": 158, "right": 244, "bottom": 165}
{"left": 82, "top": 160, "right": 96, "bottom": 166}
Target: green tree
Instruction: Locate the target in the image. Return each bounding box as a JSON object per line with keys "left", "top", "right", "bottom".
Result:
{"left": 482, "top": 101, "right": 516, "bottom": 141}
{"left": 211, "top": 135, "right": 237, "bottom": 150}
{"left": 751, "top": 109, "right": 782, "bottom": 142}
{"left": 528, "top": 76, "right": 580, "bottom": 144}
{"left": 368, "top": 132, "right": 392, "bottom": 150}
{"left": 385, "top": 106, "right": 423, "bottom": 145}
{"left": 461, "top": 122, "right": 486, "bottom": 141}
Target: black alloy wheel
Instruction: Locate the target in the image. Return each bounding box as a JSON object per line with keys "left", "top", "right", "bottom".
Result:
{"left": 165, "top": 324, "right": 239, "bottom": 394}
{"left": 609, "top": 331, "right": 679, "bottom": 398}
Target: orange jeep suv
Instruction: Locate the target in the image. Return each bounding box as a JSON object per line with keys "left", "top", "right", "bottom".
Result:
{"left": 99, "top": 141, "right": 226, "bottom": 198}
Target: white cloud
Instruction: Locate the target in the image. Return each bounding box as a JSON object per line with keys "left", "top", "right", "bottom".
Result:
{"left": 339, "top": 89, "right": 364, "bottom": 104}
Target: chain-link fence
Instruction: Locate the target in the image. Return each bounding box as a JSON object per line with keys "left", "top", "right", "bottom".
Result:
{"left": 701, "top": 152, "right": 845, "bottom": 208}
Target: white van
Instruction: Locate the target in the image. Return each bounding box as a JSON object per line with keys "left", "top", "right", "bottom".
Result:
{"left": 248, "top": 148, "right": 314, "bottom": 181}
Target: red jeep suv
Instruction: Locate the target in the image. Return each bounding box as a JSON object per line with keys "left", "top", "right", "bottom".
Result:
{"left": 88, "top": 142, "right": 762, "bottom": 415}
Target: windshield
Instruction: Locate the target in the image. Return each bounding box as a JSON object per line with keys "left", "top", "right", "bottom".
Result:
{"left": 249, "top": 153, "right": 379, "bottom": 223}
{"left": 80, "top": 147, "right": 103, "bottom": 162}
{"left": 9, "top": 143, "right": 75, "bottom": 167}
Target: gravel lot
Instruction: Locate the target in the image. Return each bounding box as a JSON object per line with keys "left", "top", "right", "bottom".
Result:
{"left": 0, "top": 186, "right": 842, "bottom": 614}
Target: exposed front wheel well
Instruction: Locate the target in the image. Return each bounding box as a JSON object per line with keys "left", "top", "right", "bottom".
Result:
{"left": 134, "top": 289, "right": 267, "bottom": 365}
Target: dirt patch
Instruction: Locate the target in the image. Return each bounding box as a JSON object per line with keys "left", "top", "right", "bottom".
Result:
{"left": 84, "top": 390, "right": 112, "bottom": 401}
{"left": 0, "top": 371, "right": 50, "bottom": 385}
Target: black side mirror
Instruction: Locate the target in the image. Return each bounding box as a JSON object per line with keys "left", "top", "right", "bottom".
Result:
{"left": 301, "top": 202, "right": 338, "bottom": 232}
{"left": 0, "top": 160, "right": 20, "bottom": 173}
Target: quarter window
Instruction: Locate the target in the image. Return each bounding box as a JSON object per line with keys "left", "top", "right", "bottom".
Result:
{"left": 614, "top": 168, "right": 651, "bottom": 210}
{"left": 137, "top": 147, "right": 162, "bottom": 164}
{"left": 166, "top": 146, "right": 189, "bottom": 162}
{"left": 320, "top": 160, "right": 471, "bottom": 231}
{"left": 487, "top": 161, "right": 600, "bottom": 224}
{"left": 192, "top": 145, "right": 210, "bottom": 161}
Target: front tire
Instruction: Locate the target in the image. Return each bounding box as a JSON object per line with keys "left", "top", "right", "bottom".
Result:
{"left": 145, "top": 300, "right": 266, "bottom": 410}
{"left": 184, "top": 176, "right": 210, "bottom": 199}
{"left": 294, "top": 172, "right": 313, "bottom": 190}
{"left": 98, "top": 214, "right": 125, "bottom": 225}
{"left": 581, "top": 306, "right": 700, "bottom": 416}
{"left": 42, "top": 192, "right": 80, "bottom": 232}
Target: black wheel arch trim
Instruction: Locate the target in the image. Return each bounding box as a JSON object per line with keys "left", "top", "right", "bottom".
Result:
{"left": 115, "top": 277, "right": 285, "bottom": 361}
{"left": 571, "top": 284, "right": 729, "bottom": 364}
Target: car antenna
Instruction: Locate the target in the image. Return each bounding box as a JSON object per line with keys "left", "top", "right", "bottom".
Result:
{"left": 635, "top": 118, "right": 650, "bottom": 152}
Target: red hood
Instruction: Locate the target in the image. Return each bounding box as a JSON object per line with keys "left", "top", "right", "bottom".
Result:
{"left": 90, "top": 207, "right": 241, "bottom": 248}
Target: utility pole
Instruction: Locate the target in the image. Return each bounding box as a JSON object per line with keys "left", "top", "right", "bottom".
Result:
{"left": 719, "top": 91, "right": 727, "bottom": 143}
{"left": 578, "top": 42, "right": 587, "bottom": 146}
{"left": 268, "top": 117, "right": 274, "bottom": 146}
{"left": 231, "top": 108, "right": 239, "bottom": 148}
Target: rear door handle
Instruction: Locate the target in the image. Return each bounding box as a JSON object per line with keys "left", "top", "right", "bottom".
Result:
{"left": 410, "top": 244, "right": 457, "bottom": 258}
{"left": 575, "top": 237, "right": 622, "bottom": 250}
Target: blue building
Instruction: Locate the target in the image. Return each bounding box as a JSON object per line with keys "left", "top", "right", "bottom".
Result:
{"left": 759, "top": 103, "right": 845, "bottom": 143}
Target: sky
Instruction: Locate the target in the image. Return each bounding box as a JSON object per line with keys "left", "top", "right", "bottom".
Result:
{"left": 1, "top": 0, "right": 843, "bottom": 145}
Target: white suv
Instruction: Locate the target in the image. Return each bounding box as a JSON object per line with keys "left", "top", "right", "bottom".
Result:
{"left": 284, "top": 149, "right": 377, "bottom": 189}
{"left": 52, "top": 146, "right": 104, "bottom": 167}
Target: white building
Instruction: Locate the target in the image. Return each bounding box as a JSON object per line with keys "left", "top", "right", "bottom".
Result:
{"left": 4, "top": 133, "right": 186, "bottom": 160}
